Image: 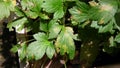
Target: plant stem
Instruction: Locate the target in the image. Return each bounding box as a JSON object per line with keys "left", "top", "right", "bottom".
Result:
{"left": 45, "top": 60, "right": 53, "bottom": 68}
{"left": 41, "top": 58, "right": 48, "bottom": 68}
{"left": 64, "top": 63, "right": 67, "bottom": 68}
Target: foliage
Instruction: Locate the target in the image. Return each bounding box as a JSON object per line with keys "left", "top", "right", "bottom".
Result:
{"left": 1, "top": 0, "right": 120, "bottom": 67}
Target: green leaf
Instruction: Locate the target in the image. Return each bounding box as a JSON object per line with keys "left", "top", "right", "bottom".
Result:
{"left": 21, "top": 0, "right": 34, "bottom": 10}
{"left": 39, "top": 13, "right": 49, "bottom": 20}
{"left": 5, "top": 0, "right": 15, "bottom": 11}
{"left": 114, "top": 12, "right": 120, "bottom": 31}
{"left": 46, "top": 42, "right": 55, "bottom": 59}
{"left": 40, "top": 22, "right": 48, "bottom": 32}
{"left": 90, "top": 21, "right": 100, "bottom": 29}
{"left": 14, "top": 7, "right": 25, "bottom": 17}
{"left": 10, "top": 44, "right": 20, "bottom": 53}
{"left": 55, "top": 27, "right": 75, "bottom": 59}
{"left": 0, "top": 0, "right": 16, "bottom": 20}
{"left": 28, "top": 32, "right": 56, "bottom": 60}
{"left": 42, "top": 0, "right": 63, "bottom": 13}
{"left": 33, "top": 32, "right": 48, "bottom": 42}
{"left": 27, "top": 41, "right": 48, "bottom": 60}
{"left": 25, "top": 11, "right": 38, "bottom": 19}
{"left": 48, "top": 20, "right": 62, "bottom": 39}
{"left": 65, "top": 0, "right": 76, "bottom": 1}
{"left": 19, "top": 43, "right": 27, "bottom": 60}
{"left": 30, "top": 0, "right": 43, "bottom": 12}
{"left": 0, "top": 2, "right": 10, "bottom": 20}
{"left": 98, "top": 21, "right": 114, "bottom": 33}
{"left": 115, "top": 33, "right": 120, "bottom": 43}
{"left": 42, "top": 0, "right": 64, "bottom": 19}
{"left": 53, "top": 7, "right": 64, "bottom": 19}
{"left": 7, "top": 17, "right": 27, "bottom": 32}
{"left": 76, "top": 1, "right": 90, "bottom": 12}
{"left": 21, "top": 0, "right": 43, "bottom": 16}
{"left": 71, "top": 20, "right": 78, "bottom": 26}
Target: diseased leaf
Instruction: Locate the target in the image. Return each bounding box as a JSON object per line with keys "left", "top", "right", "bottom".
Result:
{"left": 48, "top": 20, "right": 62, "bottom": 39}
{"left": 55, "top": 27, "right": 75, "bottom": 59}
{"left": 69, "top": 0, "right": 118, "bottom": 25}
{"left": 90, "top": 0, "right": 118, "bottom": 24}
{"left": 69, "top": 1, "right": 90, "bottom": 23}
{"left": 99, "top": 0, "right": 118, "bottom": 13}
{"left": 69, "top": 7, "right": 88, "bottom": 23}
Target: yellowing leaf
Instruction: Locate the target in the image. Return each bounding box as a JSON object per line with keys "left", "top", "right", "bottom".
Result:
{"left": 55, "top": 26, "right": 75, "bottom": 59}
{"left": 12, "top": 0, "right": 16, "bottom": 6}
{"left": 89, "top": 1, "right": 98, "bottom": 7}
{"left": 100, "top": 4, "right": 113, "bottom": 11}
{"left": 48, "top": 20, "right": 62, "bottom": 39}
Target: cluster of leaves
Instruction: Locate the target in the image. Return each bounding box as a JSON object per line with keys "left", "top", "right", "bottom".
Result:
{"left": 7, "top": 0, "right": 78, "bottom": 61}
{"left": 69, "top": 0, "right": 120, "bottom": 51}
{"left": 1, "top": 0, "right": 120, "bottom": 66}
{"left": 0, "top": 0, "right": 16, "bottom": 20}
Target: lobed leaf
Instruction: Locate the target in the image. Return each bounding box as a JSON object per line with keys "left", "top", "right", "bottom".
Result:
{"left": 27, "top": 41, "right": 48, "bottom": 60}
{"left": 42, "top": 0, "right": 64, "bottom": 19}
{"left": 55, "top": 27, "right": 75, "bottom": 59}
